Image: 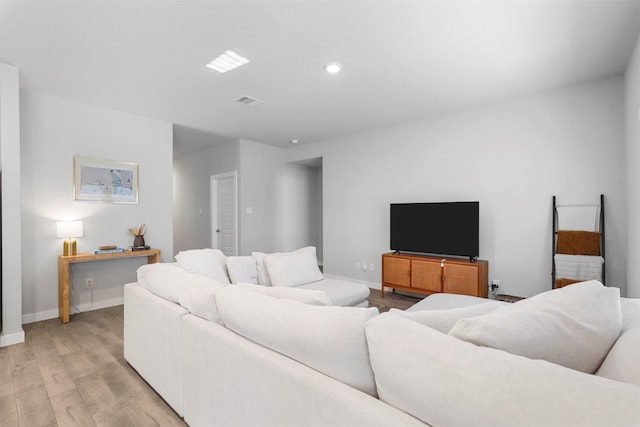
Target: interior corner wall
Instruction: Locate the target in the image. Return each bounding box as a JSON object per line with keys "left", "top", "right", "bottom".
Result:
{"left": 20, "top": 91, "right": 173, "bottom": 323}
{"left": 276, "top": 163, "right": 322, "bottom": 256}
{"left": 287, "top": 76, "right": 627, "bottom": 297}
{"left": 0, "top": 62, "right": 24, "bottom": 346}
{"left": 625, "top": 33, "right": 640, "bottom": 298}
{"left": 172, "top": 140, "right": 240, "bottom": 255}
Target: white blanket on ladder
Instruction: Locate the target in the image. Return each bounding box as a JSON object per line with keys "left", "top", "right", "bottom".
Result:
{"left": 554, "top": 254, "right": 604, "bottom": 281}
{"left": 556, "top": 205, "right": 600, "bottom": 232}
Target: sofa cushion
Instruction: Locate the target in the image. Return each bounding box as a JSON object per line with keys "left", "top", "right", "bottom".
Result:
{"left": 264, "top": 246, "right": 324, "bottom": 287}
{"left": 389, "top": 300, "right": 506, "bottom": 333}
{"left": 252, "top": 251, "right": 273, "bottom": 286}
{"left": 235, "top": 283, "right": 331, "bottom": 306}
{"left": 136, "top": 263, "right": 185, "bottom": 303}
{"left": 299, "top": 278, "right": 370, "bottom": 307}
{"left": 137, "top": 263, "right": 226, "bottom": 323}
{"left": 136, "top": 262, "right": 177, "bottom": 290}
{"left": 596, "top": 298, "right": 640, "bottom": 386}
{"left": 226, "top": 256, "right": 258, "bottom": 284}
{"left": 407, "top": 292, "right": 495, "bottom": 311}
{"left": 215, "top": 286, "right": 378, "bottom": 396}
{"left": 365, "top": 313, "right": 640, "bottom": 427}
{"left": 175, "top": 248, "right": 230, "bottom": 284}
{"left": 449, "top": 280, "right": 622, "bottom": 373}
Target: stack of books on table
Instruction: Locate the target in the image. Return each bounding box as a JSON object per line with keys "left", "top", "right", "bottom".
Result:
{"left": 92, "top": 247, "right": 126, "bottom": 255}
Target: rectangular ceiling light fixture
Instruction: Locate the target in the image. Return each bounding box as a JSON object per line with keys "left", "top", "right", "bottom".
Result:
{"left": 206, "top": 50, "right": 250, "bottom": 73}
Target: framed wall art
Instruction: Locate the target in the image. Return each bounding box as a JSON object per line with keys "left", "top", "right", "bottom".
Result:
{"left": 74, "top": 156, "right": 139, "bottom": 204}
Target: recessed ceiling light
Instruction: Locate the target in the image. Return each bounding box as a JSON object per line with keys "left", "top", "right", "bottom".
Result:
{"left": 206, "top": 50, "right": 250, "bottom": 73}
{"left": 290, "top": 139, "right": 299, "bottom": 144}
{"left": 324, "top": 62, "right": 342, "bottom": 74}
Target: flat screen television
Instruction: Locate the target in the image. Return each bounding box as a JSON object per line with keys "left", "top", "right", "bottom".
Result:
{"left": 390, "top": 201, "right": 479, "bottom": 259}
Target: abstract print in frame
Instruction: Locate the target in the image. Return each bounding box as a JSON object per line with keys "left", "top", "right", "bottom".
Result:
{"left": 74, "top": 156, "right": 139, "bottom": 204}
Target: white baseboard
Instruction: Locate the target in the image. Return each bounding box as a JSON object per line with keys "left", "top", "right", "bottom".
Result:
{"left": 22, "top": 296, "right": 124, "bottom": 324}
{"left": 0, "top": 330, "right": 25, "bottom": 347}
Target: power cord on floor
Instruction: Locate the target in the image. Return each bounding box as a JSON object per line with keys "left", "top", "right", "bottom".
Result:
{"left": 69, "top": 268, "right": 93, "bottom": 315}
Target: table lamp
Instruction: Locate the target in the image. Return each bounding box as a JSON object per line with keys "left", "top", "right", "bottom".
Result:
{"left": 57, "top": 220, "right": 83, "bottom": 256}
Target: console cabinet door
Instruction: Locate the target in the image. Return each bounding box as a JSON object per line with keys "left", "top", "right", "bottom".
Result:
{"left": 443, "top": 263, "right": 479, "bottom": 296}
{"left": 383, "top": 256, "right": 411, "bottom": 287}
{"left": 411, "top": 259, "right": 442, "bottom": 292}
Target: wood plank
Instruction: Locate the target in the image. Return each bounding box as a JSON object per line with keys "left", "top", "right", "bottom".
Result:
{"left": 14, "top": 385, "right": 57, "bottom": 427}
{"left": 0, "top": 382, "right": 18, "bottom": 425}
{"left": 49, "top": 389, "right": 96, "bottom": 427}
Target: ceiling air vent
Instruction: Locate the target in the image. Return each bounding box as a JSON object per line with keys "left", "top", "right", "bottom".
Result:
{"left": 236, "top": 95, "right": 264, "bottom": 106}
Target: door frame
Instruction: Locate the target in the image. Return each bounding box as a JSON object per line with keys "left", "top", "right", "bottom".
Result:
{"left": 210, "top": 171, "right": 238, "bottom": 255}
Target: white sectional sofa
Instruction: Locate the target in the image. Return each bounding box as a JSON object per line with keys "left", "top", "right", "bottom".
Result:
{"left": 124, "top": 249, "right": 640, "bottom": 426}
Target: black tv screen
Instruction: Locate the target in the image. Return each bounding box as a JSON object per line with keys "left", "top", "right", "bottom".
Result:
{"left": 390, "top": 202, "right": 479, "bottom": 258}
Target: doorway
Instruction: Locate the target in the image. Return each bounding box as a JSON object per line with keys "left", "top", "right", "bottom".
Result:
{"left": 210, "top": 171, "right": 238, "bottom": 256}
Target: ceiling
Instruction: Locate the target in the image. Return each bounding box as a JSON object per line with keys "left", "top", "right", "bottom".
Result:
{"left": 1, "top": 1, "right": 639, "bottom": 155}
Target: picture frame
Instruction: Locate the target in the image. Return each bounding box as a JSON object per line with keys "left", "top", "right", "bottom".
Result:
{"left": 74, "top": 156, "right": 139, "bottom": 204}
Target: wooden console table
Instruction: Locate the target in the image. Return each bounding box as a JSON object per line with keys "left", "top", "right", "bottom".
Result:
{"left": 58, "top": 249, "right": 161, "bottom": 323}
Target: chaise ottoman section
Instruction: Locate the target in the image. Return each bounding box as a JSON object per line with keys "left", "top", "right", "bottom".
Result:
{"left": 299, "top": 277, "right": 370, "bottom": 307}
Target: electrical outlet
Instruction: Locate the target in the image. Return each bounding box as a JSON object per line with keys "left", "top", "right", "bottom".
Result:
{"left": 369, "top": 263, "right": 374, "bottom": 271}
{"left": 490, "top": 279, "right": 500, "bottom": 292}
{"left": 355, "top": 261, "right": 360, "bottom": 270}
{"left": 363, "top": 262, "right": 368, "bottom": 272}
{"left": 85, "top": 278, "right": 94, "bottom": 290}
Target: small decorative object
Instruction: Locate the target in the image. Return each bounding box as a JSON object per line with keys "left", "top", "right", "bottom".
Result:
{"left": 128, "top": 223, "right": 146, "bottom": 248}
{"left": 74, "top": 156, "right": 139, "bottom": 204}
{"left": 56, "top": 220, "right": 83, "bottom": 256}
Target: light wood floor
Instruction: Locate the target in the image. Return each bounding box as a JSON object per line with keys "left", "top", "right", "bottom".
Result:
{"left": 0, "top": 305, "right": 186, "bottom": 427}
{"left": 368, "top": 289, "right": 422, "bottom": 312}
{"left": 0, "top": 291, "right": 419, "bottom": 427}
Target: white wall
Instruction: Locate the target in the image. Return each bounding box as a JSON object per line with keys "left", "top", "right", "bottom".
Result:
{"left": 626, "top": 34, "right": 640, "bottom": 298}
{"left": 173, "top": 140, "right": 239, "bottom": 255}
{"left": 20, "top": 91, "right": 173, "bottom": 322}
{"left": 0, "top": 61, "right": 24, "bottom": 346}
{"left": 288, "top": 76, "right": 627, "bottom": 297}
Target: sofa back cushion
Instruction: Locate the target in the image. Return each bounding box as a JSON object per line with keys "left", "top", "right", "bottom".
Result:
{"left": 264, "top": 246, "right": 324, "bottom": 287}
{"left": 137, "top": 263, "right": 226, "bottom": 323}
{"left": 596, "top": 297, "right": 640, "bottom": 386}
{"left": 215, "top": 286, "right": 378, "bottom": 396}
{"left": 234, "top": 283, "right": 331, "bottom": 305}
{"left": 449, "top": 280, "right": 622, "bottom": 373}
{"left": 365, "top": 313, "right": 640, "bottom": 427}
{"left": 226, "top": 256, "right": 258, "bottom": 284}
{"left": 175, "top": 248, "right": 230, "bottom": 284}
{"left": 389, "top": 300, "right": 506, "bottom": 333}
{"left": 252, "top": 251, "right": 273, "bottom": 286}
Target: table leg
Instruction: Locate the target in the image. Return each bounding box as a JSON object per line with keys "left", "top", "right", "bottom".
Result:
{"left": 58, "top": 259, "right": 70, "bottom": 323}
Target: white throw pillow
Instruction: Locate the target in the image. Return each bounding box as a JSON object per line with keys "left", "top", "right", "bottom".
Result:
{"left": 264, "top": 246, "right": 323, "bottom": 287}
{"left": 365, "top": 313, "right": 640, "bottom": 427}
{"left": 235, "top": 283, "right": 331, "bottom": 305}
{"left": 389, "top": 300, "right": 506, "bottom": 333}
{"left": 226, "top": 256, "right": 258, "bottom": 284}
{"left": 252, "top": 251, "right": 273, "bottom": 286}
{"left": 175, "top": 248, "right": 230, "bottom": 284}
{"left": 215, "top": 286, "right": 378, "bottom": 396}
{"left": 449, "top": 280, "right": 622, "bottom": 373}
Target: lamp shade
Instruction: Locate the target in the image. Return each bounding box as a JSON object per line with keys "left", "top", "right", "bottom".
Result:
{"left": 56, "top": 220, "right": 83, "bottom": 238}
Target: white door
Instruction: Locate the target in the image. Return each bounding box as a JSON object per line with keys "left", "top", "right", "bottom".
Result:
{"left": 211, "top": 171, "right": 238, "bottom": 256}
